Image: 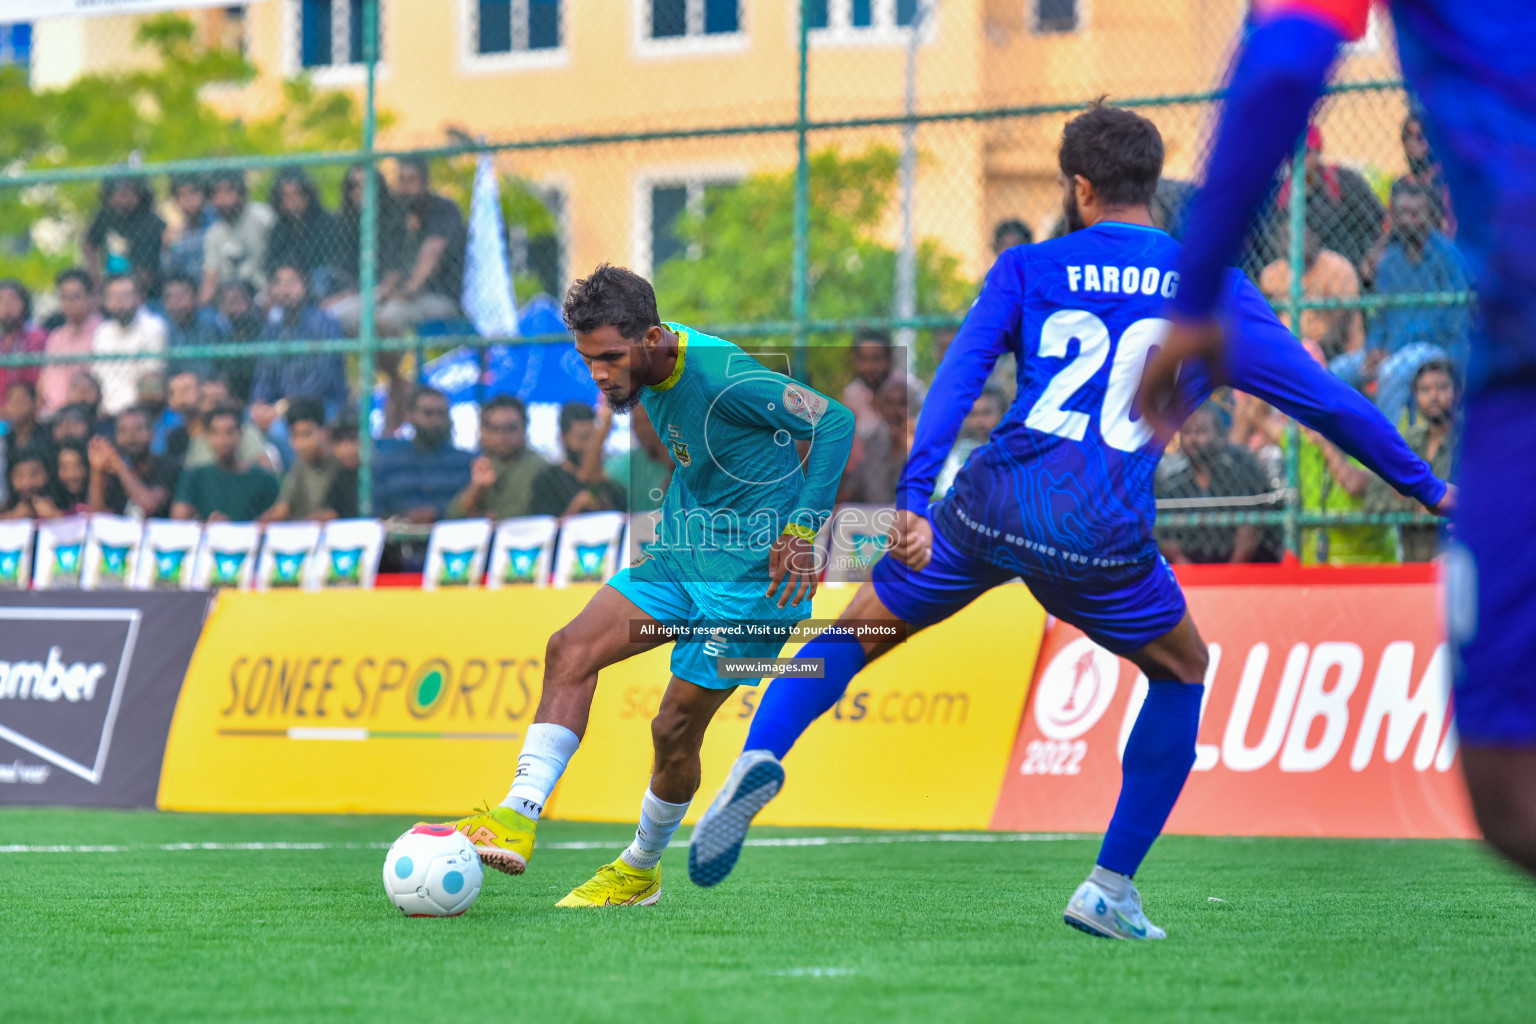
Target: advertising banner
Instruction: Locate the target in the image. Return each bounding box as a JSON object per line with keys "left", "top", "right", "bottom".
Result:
{"left": 314, "top": 519, "right": 385, "bottom": 590}
{"left": 256, "top": 522, "right": 321, "bottom": 592}
{"left": 991, "top": 581, "right": 1476, "bottom": 838}
{"left": 136, "top": 519, "right": 202, "bottom": 591}
{"left": 486, "top": 516, "right": 557, "bottom": 589}
{"left": 0, "top": 520, "right": 36, "bottom": 591}
{"left": 82, "top": 514, "right": 142, "bottom": 591}
{"left": 0, "top": 591, "right": 208, "bottom": 807}
{"left": 157, "top": 584, "right": 1047, "bottom": 829}
{"left": 551, "top": 512, "right": 625, "bottom": 586}
{"left": 423, "top": 520, "right": 493, "bottom": 590}
{"left": 35, "top": 515, "right": 87, "bottom": 590}
{"left": 194, "top": 522, "right": 260, "bottom": 590}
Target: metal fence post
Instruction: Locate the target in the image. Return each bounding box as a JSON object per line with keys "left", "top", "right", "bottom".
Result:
{"left": 356, "top": 0, "right": 380, "bottom": 516}
{"left": 1283, "top": 134, "right": 1308, "bottom": 560}
{"left": 791, "top": 0, "right": 811, "bottom": 381}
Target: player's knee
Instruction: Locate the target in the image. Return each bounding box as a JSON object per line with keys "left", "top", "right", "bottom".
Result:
{"left": 649, "top": 708, "right": 696, "bottom": 765}
{"left": 543, "top": 627, "right": 589, "bottom": 685}
{"left": 1181, "top": 639, "right": 1210, "bottom": 686}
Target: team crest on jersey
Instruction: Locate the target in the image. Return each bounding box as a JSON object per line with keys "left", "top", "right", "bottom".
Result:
{"left": 783, "top": 384, "right": 827, "bottom": 425}
{"left": 671, "top": 441, "right": 691, "bottom": 466}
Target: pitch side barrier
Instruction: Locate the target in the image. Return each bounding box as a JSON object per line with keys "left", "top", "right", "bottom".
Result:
{"left": 0, "top": 556, "right": 1470, "bottom": 837}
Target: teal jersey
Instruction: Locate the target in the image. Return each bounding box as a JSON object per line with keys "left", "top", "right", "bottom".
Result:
{"left": 639, "top": 324, "right": 854, "bottom": 585}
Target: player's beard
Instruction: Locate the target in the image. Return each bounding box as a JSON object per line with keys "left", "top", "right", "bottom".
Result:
{"left": 1063, "top": 190, "right": 1087, "bottom": 233}
{"left": 609, "top": 387, "right": 644, "bottom": 414}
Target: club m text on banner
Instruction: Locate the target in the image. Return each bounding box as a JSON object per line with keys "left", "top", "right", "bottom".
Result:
{"left": 157, "top": 584, "right": 1046, "bottom": 828}
{"left": 0, "top": 591, "right": 209, "bottom": 807}
{"left": 992, "top": 579, "right": 1476, "bottom": 839}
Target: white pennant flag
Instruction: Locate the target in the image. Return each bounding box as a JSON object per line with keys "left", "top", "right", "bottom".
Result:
{"left": 462, "top": 152, "right": 521, "bottom": 340}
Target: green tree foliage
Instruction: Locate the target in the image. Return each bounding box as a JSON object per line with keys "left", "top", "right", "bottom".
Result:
{"left": 0, "top": 14, "right": 371, "bottom": 290}
{"left": 653, "top": 146, "right": 973, "bottom": 389}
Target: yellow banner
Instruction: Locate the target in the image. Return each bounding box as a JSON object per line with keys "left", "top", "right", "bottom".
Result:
{"left": 158, "top": 584, "right": 1045, "bottom": 830}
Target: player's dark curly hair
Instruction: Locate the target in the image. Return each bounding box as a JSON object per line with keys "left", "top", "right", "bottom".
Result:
{"left": 1059, "top": 102, "right": 1164, "bottom": 208}
{"left": 562, "top": 263, "right": 660, "bottom": 341}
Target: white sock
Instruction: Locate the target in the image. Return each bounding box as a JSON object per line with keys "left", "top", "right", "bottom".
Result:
{"left": 500, "top": 723, "right": 580, "bottom": 821}
{"left": 619, "top": 789, "right": 691, "bottom": 870}
{"left": 1090, "top": 864, "right": 1133, "bottom": 899}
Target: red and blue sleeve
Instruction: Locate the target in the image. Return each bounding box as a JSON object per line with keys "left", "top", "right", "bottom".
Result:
{"left": 1169, "top": 1, "right": 1372, "bottom": 321}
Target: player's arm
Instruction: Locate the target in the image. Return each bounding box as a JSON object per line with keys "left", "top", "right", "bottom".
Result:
{"left": 715, "top": 367, "right": 855, "bottom": 607}
{"left": 896, "top": 253, "right": 1021, "bottom": 520}
{"left": 1141, "top": 0, "right": 1367, "bottom": 433}
{"left": 890, "top": 251, "right": 1020, "bottom": 569}
{"left": 1223, "top": 277, "right": 1451, "bottom": 513}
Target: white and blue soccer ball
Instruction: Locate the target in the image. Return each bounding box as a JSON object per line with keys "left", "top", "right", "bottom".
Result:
{"left": 382, "top": 824, "right": 483, "bottom": 917}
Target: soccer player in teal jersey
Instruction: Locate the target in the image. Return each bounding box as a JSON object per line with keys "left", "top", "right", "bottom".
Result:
{"left": 441, "top": 264, "right": 854, "bottom": 907}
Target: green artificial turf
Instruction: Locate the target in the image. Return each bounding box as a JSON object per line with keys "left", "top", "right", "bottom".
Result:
{"left": 3, "top": 809, "right": 1533, "bottom": 1023}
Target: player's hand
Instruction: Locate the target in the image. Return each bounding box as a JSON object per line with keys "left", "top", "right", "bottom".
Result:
{"left": 888, "top": 510, "right": 933, "bottom": 571}
{"left": 469, "top": 456, "right": 497, "bottom": 490}
{"left": 87, "top": 436, "right": 120, "bottom": 475}
{"left": 1139, "top": 318, "right": 1225, "bottom": 442}
{"left": 767, "top": 532, "right": 819, "bottom": 609}
{"left": 1428, "top": 482, "right": 1456, "bottom": 517}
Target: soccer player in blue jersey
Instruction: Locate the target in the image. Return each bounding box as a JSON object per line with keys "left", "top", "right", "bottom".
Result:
{"left": 1140, "top": 0, "right": 1536, "bottom": 878}
{"left": 688, "top": 106, "right": 1451, "bottom": 938}
{"left": 442, "top": 265, "right": 854, "bottom": 907}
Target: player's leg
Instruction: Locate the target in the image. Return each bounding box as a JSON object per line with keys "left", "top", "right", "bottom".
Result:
{"left": 559, "top": 677, "right": 739, "bottom": 907}
{"left": 1446, "top": 386, "right": 1536, "bottom": 877}
{"left": 443, "top": 575, "right": 675, "bottom": 875}
{"left": 1031, "top": 561, "right": 1206, "bottom": 939}
{"left": 691, "top": 528, "right": 1012, "bottom": 887}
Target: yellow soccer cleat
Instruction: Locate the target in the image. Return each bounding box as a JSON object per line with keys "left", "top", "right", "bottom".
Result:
{"left": 436, "top": 804, "right": 536, "bottom": 876}
{"left": 555, "top": 858, "right": 661, "bottom": 907}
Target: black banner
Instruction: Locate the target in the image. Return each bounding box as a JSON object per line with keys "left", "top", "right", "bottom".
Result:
{"left": 0, "top": 590, "right": 209, "bottom": 807}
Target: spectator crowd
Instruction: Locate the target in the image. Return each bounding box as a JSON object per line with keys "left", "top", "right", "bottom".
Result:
{"left": 0, "top": 114, "right": 1472, "bottom": 574}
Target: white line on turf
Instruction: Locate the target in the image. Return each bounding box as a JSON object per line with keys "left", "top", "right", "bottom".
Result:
{"left": 0, "top": 833, "right": 1092, "bottom": 855}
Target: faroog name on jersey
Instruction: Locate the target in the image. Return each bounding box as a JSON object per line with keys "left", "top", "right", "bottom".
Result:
{"left": 1066, "top": 265, "right": 1180, "bottom": 298}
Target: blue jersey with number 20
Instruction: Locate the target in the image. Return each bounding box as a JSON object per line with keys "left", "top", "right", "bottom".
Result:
{"left": 898, "top": 221, "right": 1447, "bottom": 588}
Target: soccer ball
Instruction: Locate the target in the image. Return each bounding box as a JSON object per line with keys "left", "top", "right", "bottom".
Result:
{"left": 382, "top": 824, "right": 484, "bottom": 917}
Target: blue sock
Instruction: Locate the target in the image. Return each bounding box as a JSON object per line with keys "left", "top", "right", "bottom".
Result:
{"left": 1097, "top": 680, "right": 1203, "bottom": 877}
{"left": 744, "top": 636, "right": 867, "bottom": 759}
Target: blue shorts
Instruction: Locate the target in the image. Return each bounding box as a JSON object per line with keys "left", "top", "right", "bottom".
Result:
{"left": 606, "top": 553, "right": 801, "bottom": 690}
{"left": 1446, "top": 385, "right": 1536, "bottom": 746}
{"left": 871, "top": 523, "right": 1187, "bottom": 656}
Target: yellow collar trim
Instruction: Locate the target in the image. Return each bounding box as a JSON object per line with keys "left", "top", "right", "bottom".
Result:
{"left": 651, "top": 327, "right": 688, "bottom": 392}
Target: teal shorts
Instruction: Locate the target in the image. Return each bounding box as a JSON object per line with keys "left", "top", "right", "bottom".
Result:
{"left": 606, "top": 554, "right": 803, "bottom": 689}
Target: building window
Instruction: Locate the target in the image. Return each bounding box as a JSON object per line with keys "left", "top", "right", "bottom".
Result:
{"left": 511, "top": 186, "right": 567, "bottom": 300}
{"left": 0, "top": 22, "right": 32, "bottom": 69}
{"left": 646, "top": 0, "right": 741, "bottom": 40}
{"left": 476, "top": 0, "right": 561, "bottom": 54}
{"left": 299, "top": 0, "right": 380, "bottom": 68}
{"left": 1033, "top": 0, "right": 1078, "bottom": 34}
{"left": 645, "top": 179, "right": 738, "bottom": 274}
{"left": 808, "top": 0, "right": 924, "bottom": 44}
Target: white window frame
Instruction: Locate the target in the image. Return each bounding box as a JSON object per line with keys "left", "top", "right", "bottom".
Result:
{"left": 1029, "top": 0, "right": 1086, "bottom": 36}
{"left": 634, "top": 0, "right": 749, "bottom": 61}
{"left": 806, "top": 0, "right": 934, "bottom": 48}
{"left": 632, "top": 167, "right": 746, "bottom": 278}
{"left": 282, "top": 0, "right": 386, "bottom": 87}
{"left": 459, "top": 0, "right": 570, "bottom": 74}
{"left": 509, "top": 175, "right": 572, "bottom": 300}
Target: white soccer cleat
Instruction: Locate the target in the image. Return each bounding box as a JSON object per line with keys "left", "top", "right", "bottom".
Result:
{"left": 688, "top": 749, "right": 785, "bottom": 887}
{"left": 1063, "top": 871, "right": 1167, "bottom": 940}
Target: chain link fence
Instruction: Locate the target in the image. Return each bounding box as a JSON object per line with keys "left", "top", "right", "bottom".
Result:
{"left": 0, "top": 0, "right": 1467, "bottom": 565}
